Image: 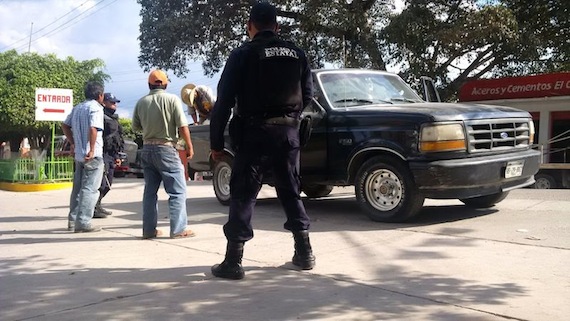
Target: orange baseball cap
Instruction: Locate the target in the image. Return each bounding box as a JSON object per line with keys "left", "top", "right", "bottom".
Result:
{"left": 148, "top": 69, "right": 169, "bottom": 85}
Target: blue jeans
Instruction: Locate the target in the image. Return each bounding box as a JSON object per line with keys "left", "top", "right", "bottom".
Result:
{"left": 68, "top": 157, "right": 105, "bottom": 229}
{"left": 140, "top": 145, "right": 188, "bottom": 237}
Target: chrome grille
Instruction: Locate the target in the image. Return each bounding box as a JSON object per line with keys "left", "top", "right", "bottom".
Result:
{"left": 465, "top": 118, "right": 532, "bottom": 153}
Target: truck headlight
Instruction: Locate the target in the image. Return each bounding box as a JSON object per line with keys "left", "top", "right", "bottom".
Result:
{"left": 420, "top": 123, "right": 466, "bottom": 152}
{"left": 529, "top": 120, "right": 535, "bottom": 144}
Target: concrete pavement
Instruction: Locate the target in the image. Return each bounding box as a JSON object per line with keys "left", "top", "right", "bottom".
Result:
{"left": 0, "top": 178, "right": 569, "bottom": 321}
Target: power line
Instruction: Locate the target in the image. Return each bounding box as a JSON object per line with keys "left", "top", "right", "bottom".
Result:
{"left": 9, "top": 0, "right": 118, "bottom": 53}
{"left": 36, "top": 0, "right": 119, "bottom": 42}
{"left": 0, "top": 0, "right": 93, "bottom": 51}
{"left": 14, "top": 0, "right": 116, "bottom": 52}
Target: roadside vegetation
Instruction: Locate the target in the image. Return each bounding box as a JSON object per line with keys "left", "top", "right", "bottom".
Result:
{"left": 1, "top": 0, "right": 567, "bottom": 153}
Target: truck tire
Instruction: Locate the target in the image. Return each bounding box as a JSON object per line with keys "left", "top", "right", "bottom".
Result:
{"left": 459, "top": 191, "right": 509, "bottom": 208}
{"left": 213, "top": 158, "right": 232, "bottom": 205}
{"left": 355, "top": 156, "right": 424, "bottom": 222}
{"left": 302, "top": 184, "right": 333, "bottom": 198}
{"left": 533, "top": 174, "right": 557, "bottom": 189}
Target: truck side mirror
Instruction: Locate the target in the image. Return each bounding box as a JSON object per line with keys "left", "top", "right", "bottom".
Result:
{"left": 421, "top": 76, "right": 441, "bottom": 102}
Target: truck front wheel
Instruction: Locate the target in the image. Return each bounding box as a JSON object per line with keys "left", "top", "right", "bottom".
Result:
{"left": 460, "top": 191, "right": 509, "bottom": 208}
{"left": 355, "top": 157, "right": 424, "bottom": 222}
{"left": 213, "top": 158, "right": 232, "bottom": 205}
{"left": 533, "top": 174, "right": 557, "bottom": 189}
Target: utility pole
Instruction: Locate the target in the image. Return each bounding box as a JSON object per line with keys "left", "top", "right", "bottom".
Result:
{"left": 28, "top": 22, "right": 33, "bottom": 53}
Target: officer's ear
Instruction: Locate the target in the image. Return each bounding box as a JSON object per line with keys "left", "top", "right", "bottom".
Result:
{"left": 246, "top": 21, "right": 253, "bottom": 39}
{"left": 274, "top": 23, "right": 280, "bottom": 33}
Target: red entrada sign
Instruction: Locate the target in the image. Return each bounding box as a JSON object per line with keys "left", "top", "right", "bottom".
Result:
{"left": 459, "top": 72, "right": 570, "bottom": 102}
{"left": 36, "top": 93, "right": 72, "bottom": 104}
{"left": 35, "top": 88, "right": 73, "bottom": 121}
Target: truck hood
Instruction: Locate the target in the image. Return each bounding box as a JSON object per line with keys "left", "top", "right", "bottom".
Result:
{"left": 335, "top": 101, "right": 531, "bottom": 122}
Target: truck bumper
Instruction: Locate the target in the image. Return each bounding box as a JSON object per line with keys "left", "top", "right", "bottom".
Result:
{"left": 409, "top": 149, "right": 541, "bottom": 199}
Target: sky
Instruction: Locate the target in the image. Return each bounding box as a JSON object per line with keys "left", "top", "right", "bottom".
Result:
{"left": 0, "top": 0, "right": 220, "bottom": 121}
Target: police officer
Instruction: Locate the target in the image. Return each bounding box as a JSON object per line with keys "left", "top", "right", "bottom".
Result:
{"left": 94, "top": 92, "right": 125, "bottom": 218}
{"left": 209, "top": 1, "right": 315, "bottom": 280}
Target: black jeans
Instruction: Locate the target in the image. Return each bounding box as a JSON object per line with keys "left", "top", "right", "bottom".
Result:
{"left": 99, "top": 154, "right": 115, "bottom": 199}
{"left": 223, "top": 123, "right": 310, "bottom": 242}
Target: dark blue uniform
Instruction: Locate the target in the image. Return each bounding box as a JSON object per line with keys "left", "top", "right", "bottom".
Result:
{"left": 210, "top": 30, "right": 313, "bottom": 243}
{"left": 99, "top": 109, "right": 124, "bottom": 199}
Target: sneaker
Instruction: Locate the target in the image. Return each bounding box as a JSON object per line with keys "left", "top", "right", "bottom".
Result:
{"left": 172, "top": 230, "right": 196, "bottom": 238}
{"left": 74, "top": 226, "right": 102, "bottom": 233}
{"left": 142, "top": 229, "right": 163, "bottom": 239}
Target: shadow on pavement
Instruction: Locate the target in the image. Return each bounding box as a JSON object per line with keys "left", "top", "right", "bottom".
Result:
{"left": 6, "top": 192, "right": 498, "bottom": 238}
{"left": 0, "top": 255, "right": 526, "bottom": 321}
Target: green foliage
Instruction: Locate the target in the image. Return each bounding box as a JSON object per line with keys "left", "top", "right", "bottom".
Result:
{"left": 384, "top": 0, "right": 569, "bottom": 100}
{"left": 137, "top": 0, "right": 569, "bottom": 101}
{"left": 498, "top": 0, "right": 569, "bottom": 75}
{"left": 0, "top": 50, "right": 109, "bottom": 147}
{"left": 119, "top": 117, "right": 142, "bottom": 143}
{"left": 137, "top": 0, "right": 395, "bottom": 76}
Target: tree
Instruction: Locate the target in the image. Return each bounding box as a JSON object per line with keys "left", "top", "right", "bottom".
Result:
{"left": 119, "top": 117, "right": 142, "bottom": 146}
{"left": 137, "top": 0, "right": 395, "bottom": 76}
{"left": 137, "top": 0, "right": 569, "bottom": 100}
{"left": 0, "top": 50, "right": 109, "bottom": 152}
{"left": 500, "top": 0, "right": 569, "bottom": 74}
{"left": 383, "top": 0, "right": 569, "bottom": 100}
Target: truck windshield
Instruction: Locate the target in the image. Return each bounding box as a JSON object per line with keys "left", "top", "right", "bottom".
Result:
{"left": 317, "top": 71, "right": 423, "bottom": 108}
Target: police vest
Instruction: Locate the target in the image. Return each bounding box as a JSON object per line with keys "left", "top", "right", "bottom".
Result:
{"left": 239, "top": 35, "right": 303, "bottom": 118}
{"left": 103, "top": 113, "right": 124, "bottom": 156}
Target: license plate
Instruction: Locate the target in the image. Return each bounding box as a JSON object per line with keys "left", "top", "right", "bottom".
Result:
{"left": 505, "top": 160, "right": 524, "bottom": 178}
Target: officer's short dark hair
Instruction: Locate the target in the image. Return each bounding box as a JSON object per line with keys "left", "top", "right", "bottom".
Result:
{"left": 249, "top": 1, "right": 277, "bottom": 30}
{"left": 84, "top": 81, "right": 104, "bottom": 100}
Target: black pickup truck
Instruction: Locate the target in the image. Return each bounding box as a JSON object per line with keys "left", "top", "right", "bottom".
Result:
{"left": 188, "top": 69, "right": 540, "bottom": 222}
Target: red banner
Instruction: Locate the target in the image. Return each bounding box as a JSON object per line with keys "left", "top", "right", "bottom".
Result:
{"left": 459, "top": 72, "right": 570, "bottom": 102}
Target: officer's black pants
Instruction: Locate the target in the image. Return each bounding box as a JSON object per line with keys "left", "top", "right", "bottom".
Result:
{"left": 99, "top": 154, "right": 115, "bottom": 199}
{"left": 223, "top": 123, "right": 310, "bottom": 243}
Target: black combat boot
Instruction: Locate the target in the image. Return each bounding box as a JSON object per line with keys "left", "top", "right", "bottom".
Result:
{"left": 292, "top": 230, "right": 316, "bottom": 270}
{"left": 211, "top": 242, "right": 245, "bottom": 280}
{"left": 93, "top": 206, "right": 107, "bottom": 219}
{"left": 94, "top": 200, "right": 112, "bottom": 216}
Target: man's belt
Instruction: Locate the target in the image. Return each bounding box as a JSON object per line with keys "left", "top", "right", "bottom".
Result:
{"left": 144, "top": 139, "right": 174, "bottom": 146}
{"left": 248, "top": 116, "right": 299, "bottom": 127}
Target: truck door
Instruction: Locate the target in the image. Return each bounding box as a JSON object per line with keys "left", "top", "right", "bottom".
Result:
{"left": 421, "top": 76, "right": 441, "bottom": 102}
{"left": 188, "top": 124, "right": 212, "bottom": 172}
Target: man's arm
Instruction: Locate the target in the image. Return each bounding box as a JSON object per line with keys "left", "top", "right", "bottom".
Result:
{"left": 179, "top": 126, "right": 194, "bottom": 159}
{"left": 300, "top": 52, "right": 314, "bottom": 108}
{"left": 61, "top": 123, "right": 75, "bottom": 154}
{"left": 132, "top": 104, "right": 142, "bottom": 131}
{"left": 210, "top": 50, "right": 240, "bottom": 161}
{"left": 118, "top": 123, "right": 125, "bottom": 152}
{"left": 86, "top": 126, "right": 97, "bottom": 161}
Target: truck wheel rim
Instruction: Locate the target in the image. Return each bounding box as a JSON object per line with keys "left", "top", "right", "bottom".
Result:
{"left": 535, "top": 177, "right": 551, "bottom": 189}
{"left": 364, "top": 169, "right": 402, "bottom": 211}
{"left": 217, "top": 165, "right": 231, "bottom": 197}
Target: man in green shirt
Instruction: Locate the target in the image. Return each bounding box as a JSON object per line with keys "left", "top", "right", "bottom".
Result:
{"left": 133, "top": 69, "right": 195, "bottom": 239}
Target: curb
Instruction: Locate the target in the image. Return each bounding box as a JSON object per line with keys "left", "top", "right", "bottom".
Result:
{"left": 0, "top": 181, "right": 72, "bottom": 192}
